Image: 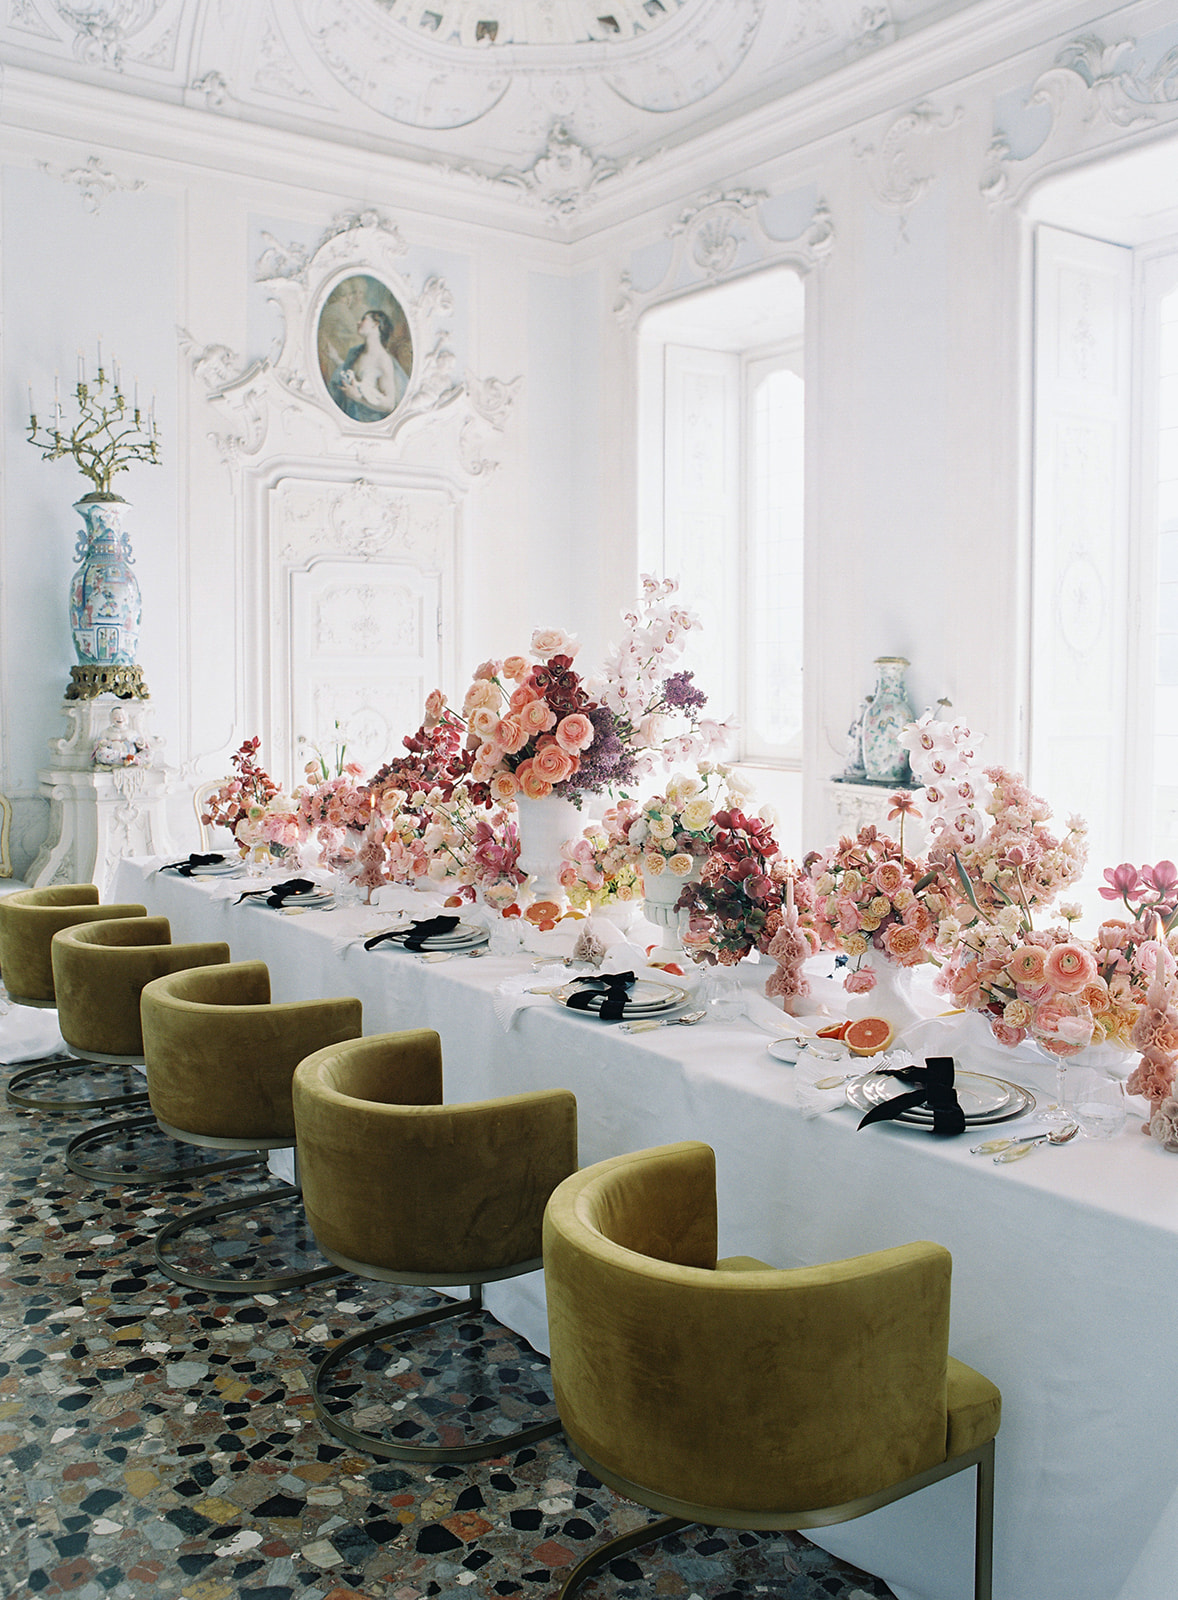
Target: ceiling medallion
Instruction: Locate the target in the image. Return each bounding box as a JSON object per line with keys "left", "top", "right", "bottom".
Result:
{"left": 369, "top": 0, "right": 691, "bottom": 47}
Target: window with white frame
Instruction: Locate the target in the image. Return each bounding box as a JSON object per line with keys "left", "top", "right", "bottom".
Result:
{"left": 1031, "top": 185, "right": 1178, "bottom": 880}
{"left": 637, "top": 268, "right": 806, "bottom": 773}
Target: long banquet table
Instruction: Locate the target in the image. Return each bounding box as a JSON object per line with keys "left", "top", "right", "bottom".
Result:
{"left": 110, "top": 857, "right": 1178, "bottom": 1600}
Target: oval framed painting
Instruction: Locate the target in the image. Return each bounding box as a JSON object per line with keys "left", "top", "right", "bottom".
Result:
{"left": 316, "top": 273, "right": 414, "bottom": 423}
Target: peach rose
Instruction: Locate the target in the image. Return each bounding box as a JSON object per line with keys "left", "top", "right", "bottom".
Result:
{"left": 490, "top": 771, "right": 519, "bottom": 804}
{"left": 515, "top": 760, "right": 553, "bottom": 800}
{"left": 555, "top": 713, "right": 594, "bottom": 753}
{"left": 667, "top": 852, "right": 695, "bottom": 877}
{"left": 495, "top": 714, "right": 529, "bottom": 755}
{"left": 531, "top": 627, "right": 577, "bottom": 658}
{"left": 1044, "top": 942, "right": 1098, "bottom": 994}
{"left": 520, "top": 698, "right": 556, "bottom": 734}
{"left": 469, "top": 706, "right": 501, "bottom": 739}
{"left": 643, "top": 851, "right": 666, "bottom": 877}
{"left": 463, "top": 679, "right": 499, "bottom": 714}
{"left": 502, "top": 655, "right": 529, "bottom": 681}
{"left": 873, "top": 861, "right": 905, "bottom": 897}
{"left": 882, "top": 923, "right": 925, "bottom": 964}
{"left": 424, "top": 688, "right": 447, "bottom": 724}
{"left": 532, "top": 743, "right": 575, "bottom": 785}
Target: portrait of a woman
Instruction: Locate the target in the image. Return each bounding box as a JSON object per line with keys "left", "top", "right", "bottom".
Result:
{"left": 318, "top": 275, "right": 413, "bottom": 422}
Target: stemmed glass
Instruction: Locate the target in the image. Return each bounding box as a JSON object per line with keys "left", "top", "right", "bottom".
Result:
{"left": 1064, "top": 1064, "right": 1127, "bottom": 1140}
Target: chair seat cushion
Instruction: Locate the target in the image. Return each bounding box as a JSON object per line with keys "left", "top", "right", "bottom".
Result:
{"left": 945, "top": 1356, "right": 1002, "bottom": 1456}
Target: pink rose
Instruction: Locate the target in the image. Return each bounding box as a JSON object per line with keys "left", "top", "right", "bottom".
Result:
{"left": 469, "top": 706, "right": 501, "bottom": 739}
{"left": 495, "top": 714, "right": 529, "bottom": 756}
{"left": 473, "top": 660, "right": 501, "bottom": 681}
{"left": 555, "top": 712, "right": 594, "bottom": 753}
{"left": 844, "top": 967, "right": 877, "bottom": 995}
{"left": 490, "top": 771, "right": 519, "bottom": 804}
{"left": 882, "top": 923, "right": 925, "bottom": 965}
{"left": 532, "top": 744, "right": 575, "bottom": 785}
{"left": 872, "top": 861, "right": 905, "bottom": 897}
{"left": 531, "top": 627, "right": 577, "bottom": 658}
{"left": 502, "top": 655, "right": 529, "bottom": 682}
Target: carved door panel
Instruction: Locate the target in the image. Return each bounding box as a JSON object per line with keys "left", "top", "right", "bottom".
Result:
{"left": 289, "top": 562, "right": 439, "bottom": 778}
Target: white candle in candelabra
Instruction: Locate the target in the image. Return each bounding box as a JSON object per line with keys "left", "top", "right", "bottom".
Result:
{"left": 77, "top": 350, "right": 84, "bottom": 385}
{"left": 27, "top": 383, "right": 34, "bottom": 419}
{"left": 785, "top": 870, "right": 795, "bottom": 914}
{"left": 54, "top": 373, "right": 60, "bottom": 405}
{"left": 96, "top": 335, "right": 102, "bottom": 371}
{"left": 133, "top": 379, "right": 139, "bottom": 414}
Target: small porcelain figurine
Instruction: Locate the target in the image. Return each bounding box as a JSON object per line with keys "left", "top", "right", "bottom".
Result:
{"left": 92, "top": 705, "right": 150, "bottom": 769}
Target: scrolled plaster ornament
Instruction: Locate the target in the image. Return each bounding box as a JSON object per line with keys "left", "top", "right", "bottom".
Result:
{"left": 855, "top": 101, "right": 963, "bottom": 218}
{"left": 983, "top": 34, "right": 1178, "bottom": 206}
{"left": 36, "top": 155, "right": 145, "bottom": 214}
{"left": 53, "top": 0, "right": 167, "bottom": 67}
{"left": 455, "top": 121, "right": 638, "bottom": 222}
{"left": 668, "top": 187, "right": 767, "bottom": 279}
{"left": 190, "top": 69, "right": 229, "bottom": 108}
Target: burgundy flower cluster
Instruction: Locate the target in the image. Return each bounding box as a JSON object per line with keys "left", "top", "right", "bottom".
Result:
{"left": 679, "top": 808, "right": 792, "bottom": 965}
{"left": 370, "top": 713, "right": 478, "bottom": 805}
{"left": 200, "top": 738, "right": 279, "bottom": 834}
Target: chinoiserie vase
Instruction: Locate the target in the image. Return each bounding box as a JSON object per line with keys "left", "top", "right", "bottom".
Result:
{"left": 515, "top": 792, "right": 580, "bottom": 902}
{"left": 68, "top": 496, "right": 141, "bottom": 666}
{"left": 641, "top": 860, "right": 701, "bottom": 965}
{"left": 861, "top": 657, "right": 914, "bottom": 784}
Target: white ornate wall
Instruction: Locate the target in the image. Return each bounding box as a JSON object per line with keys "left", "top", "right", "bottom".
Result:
{"left": 3, "top": 0, "right": 1178, "bottom": 873}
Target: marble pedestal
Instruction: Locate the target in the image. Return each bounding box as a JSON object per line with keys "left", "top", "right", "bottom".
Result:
{"left": 30, "top": 697, "right": 177, "bottom": 897}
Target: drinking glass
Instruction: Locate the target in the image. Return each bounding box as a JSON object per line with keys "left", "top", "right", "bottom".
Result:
{"left": 1064, "top": 1064, "right": 1127, "bottom": 1140}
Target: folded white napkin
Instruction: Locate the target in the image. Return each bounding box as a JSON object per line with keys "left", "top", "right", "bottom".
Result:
{"left": 0, "top": 1002, "right": 69, "bottom": 1064}
{"left": 793, "top": 1042, "right": 856, "bottom": 1118}
{"left": 493, "top": 964, "right": 568, "bottom": 1031}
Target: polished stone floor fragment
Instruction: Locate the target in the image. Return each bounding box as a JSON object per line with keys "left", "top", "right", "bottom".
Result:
{"left": 0, "top": 1080, "right": 895, "bottom": 1599}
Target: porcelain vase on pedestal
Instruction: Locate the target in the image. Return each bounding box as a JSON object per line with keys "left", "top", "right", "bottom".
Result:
{"left": 642, "top": 863, "right": 699, "bottom": 965}
{"left": 515, "top": 793, "right": 580, "bottom": 902}
{"left": 861, "top": 657, "right": 914, "bottom": 784}
{"left": 69, "top": 497, "right": 141, "bottom": 665}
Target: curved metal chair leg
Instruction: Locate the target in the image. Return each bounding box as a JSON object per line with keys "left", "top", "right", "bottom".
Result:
{"left": 65, "top": 1114, "right": 264, "bottom": 1186}
{"left": 312, "top": 1286, "right": 563, "bottom": 1463}
{"left": 7, "top": 1056, "right": 150, "bottom": 1114}
{"left": 153, "top": 1184, "right": 345, "bottom": 1294}
{"left": 557, "top": 1517, "right": 690, "bottom": 1600}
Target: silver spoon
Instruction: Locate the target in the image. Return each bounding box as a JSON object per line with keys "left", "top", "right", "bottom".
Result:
{"left": 984, "top": 1124, "right": 1080, "bottom": 1162}
{"left": 620, "top": 1008, "right": 707, "bottom": 1035}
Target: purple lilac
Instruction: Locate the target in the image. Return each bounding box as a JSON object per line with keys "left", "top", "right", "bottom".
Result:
{"left": 664, "top": 671, "right": 707, "bottom": 712}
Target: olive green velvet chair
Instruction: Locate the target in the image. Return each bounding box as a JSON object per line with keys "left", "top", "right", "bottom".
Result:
{"left": 0, "top": 884, "right": 148, "bottom": 1112}
{"left": 131, "top": 959, "right": 363, "bottom": 1294}
{"left": 292, "top": 1028, "right": 578, "bottom": 1463}
{"left": 55, "top": 916, "right": 234, "bottom": 1180}
{"left": 543, "top": 1141, "right": 1002, "bottom": 1600}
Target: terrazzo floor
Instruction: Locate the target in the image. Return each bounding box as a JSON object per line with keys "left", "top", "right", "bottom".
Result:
{"left": 0, "top": 1055, "right": 898, "bottom": 1600}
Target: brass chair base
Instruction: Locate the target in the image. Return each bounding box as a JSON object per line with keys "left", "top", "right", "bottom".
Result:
{"left": 312, "top": 1286, "right": 562, "bottom": 1464}
{"left": 153, "top": 1184, "right": 344, "bottom": 1295}
{"left": 65, "top": 1114, "right": 264, "bottom": 1186}
{"left": 558, "top": 1517, "right": 688, "bottom": 1600}
{"left": 7, "top": 1055, "right": 150, "bottom": 1114}
{"left": 558, "top": 1437, "right": 996, "bottom": 1600}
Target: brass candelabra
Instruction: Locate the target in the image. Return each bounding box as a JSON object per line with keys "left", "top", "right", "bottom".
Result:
{"left": 27, "top": 347, "right": 160, "bottom": 499}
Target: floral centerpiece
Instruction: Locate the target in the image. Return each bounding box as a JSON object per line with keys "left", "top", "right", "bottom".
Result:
{"left": 558, "top": 801, "right": 643, "bottom": 913}
{"left": 626, "top": 767, "right": 740, "bottom": 884}
{"left": 438, "top": 577, "right": 734, "bottom": 806}
{"left": 679, "top": 806, "right": 792, "bottom": 965}
{"left": 200, "top": 738, "right": 280, "bottom": 841}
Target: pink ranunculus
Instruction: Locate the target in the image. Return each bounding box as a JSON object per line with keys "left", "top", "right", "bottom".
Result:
{"left": 509, "top": 684, "right": 539, "bottom": 711}
{"left": 532, "top": 743, "right": 575, "bottom": 785}
{"left": 555, "top": 712, "right": 594, "bottom": 753}
{"left": 502, "top": 655, "right": 530, "bottom": 682}
{"left": 463, "top": 678, "right": 499, "bottom": 713}
{"left": 519, "top": 698, "right": 556, "bottom": 734}
{"left": 469, "top": 706, "right": 501, "bottom": 739}
{"left": 424, "top": 688, "right": 448, "bottom": 725}
{"left": 473, "top": 659, "right": 501, "bottom": 681}
{"left": 495, "top": 714, "right": 529, "bottom": 756}
{"left": 515, "top": 760, "right": 552, "bottom": 801}
{"left": 844, "top": 967, "right": 877, "bottom": 995}
{"left": 1043, "top": 941, "right": 1098, "bottom": 994}
{"left": 490, "top": 771, "right": 519, "bottom": 804}
{"left": 1007, "top": 944, "right": 1047, "bottom": 984}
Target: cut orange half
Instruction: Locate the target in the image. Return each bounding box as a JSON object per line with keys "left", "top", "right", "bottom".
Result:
{"left": 845, "top": 1016, "right": 895, "bottom": 1056}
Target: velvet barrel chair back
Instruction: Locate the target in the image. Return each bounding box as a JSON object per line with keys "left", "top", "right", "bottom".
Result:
{"left": 0, "top": 886, "right": 146, "bottom": 1006}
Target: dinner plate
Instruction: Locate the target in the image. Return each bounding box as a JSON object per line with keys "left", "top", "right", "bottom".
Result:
{"left": 767, "top": 1038, "right": 800, "bottom": 1064}
{"left": 384, "top": 922, "right": 488, "bottom": 950}
{"left": 551, "top": 978, "right": 688, "bottom": 1017}
{"left": 251, "top": 890, "right": 335, "bottom": 909}
{"left": 846, "top": 1070, "right": 1035, "bottom": 1126}
{"left": 190, "top": 859, "right": 243, "bottom": 877}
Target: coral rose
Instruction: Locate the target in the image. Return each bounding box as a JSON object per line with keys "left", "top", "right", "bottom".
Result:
{"left": 519, "top": 699, "right": 556, "bottom": 734}
{"left": 495, "top": 714, "right": 529, "bottom": 756}
{"left": 515, "top": 760, "right": 553, "bottom": 801}
{"left": 882, "top": 924, "right": 925, "bottom": 965}
{"left": 501, "top": 655, "right": 529, "bottom": 681}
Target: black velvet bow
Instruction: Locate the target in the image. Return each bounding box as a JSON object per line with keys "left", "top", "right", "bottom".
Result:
{"left": 235, "top": 877, "right": 316, "bottom": 909}
{"left": 164, "top": 853, "right": 226, "bottom": 876}
{"left": 364, "top": 916, "right": 461, "bottom": 953}
{"left": 857, "top": 1056, "right": 966, "bottom": 1138}
{"left": 565, "top": 971, "right": 637, "bottom": 1022}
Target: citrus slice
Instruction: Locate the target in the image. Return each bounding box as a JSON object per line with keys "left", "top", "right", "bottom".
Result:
{"left": 816, "top": 1022, "right": 850, "bottom": 1041}
{"left": 844, "top": 1016, "right": 895, "bottom": 1056}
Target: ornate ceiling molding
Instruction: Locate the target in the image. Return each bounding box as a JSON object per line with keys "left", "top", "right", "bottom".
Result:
{"left": 179, "top": 210, "right": 519, "bottom": 477}
{"left": 982, "top": 33, "right": 1178, "bottom": 207}
{"left": 444, "top": 120, "right": 643, "bottom": 223}
{"left": 35, "top": 153, "right": 146, "bottom": 212}
{"left": 614, "top": 187, "right": 833, "bottom": 326}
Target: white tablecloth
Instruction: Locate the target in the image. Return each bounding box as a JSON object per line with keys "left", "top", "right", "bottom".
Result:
{"left": 110, "top": 858, "right": 1178, "bottom": 1600}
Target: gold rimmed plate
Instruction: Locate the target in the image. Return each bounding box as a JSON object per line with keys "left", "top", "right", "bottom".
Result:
{"left": 551, "top": 978, "right": 688, "bottom": 1017}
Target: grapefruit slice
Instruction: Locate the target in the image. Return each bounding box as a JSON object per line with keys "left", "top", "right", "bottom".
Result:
{"left": 844, "top": 1016, "right": 895, "bottom": 1056}
{"left": 816, "top": 1022, "right": 850, "bottom": 1041}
